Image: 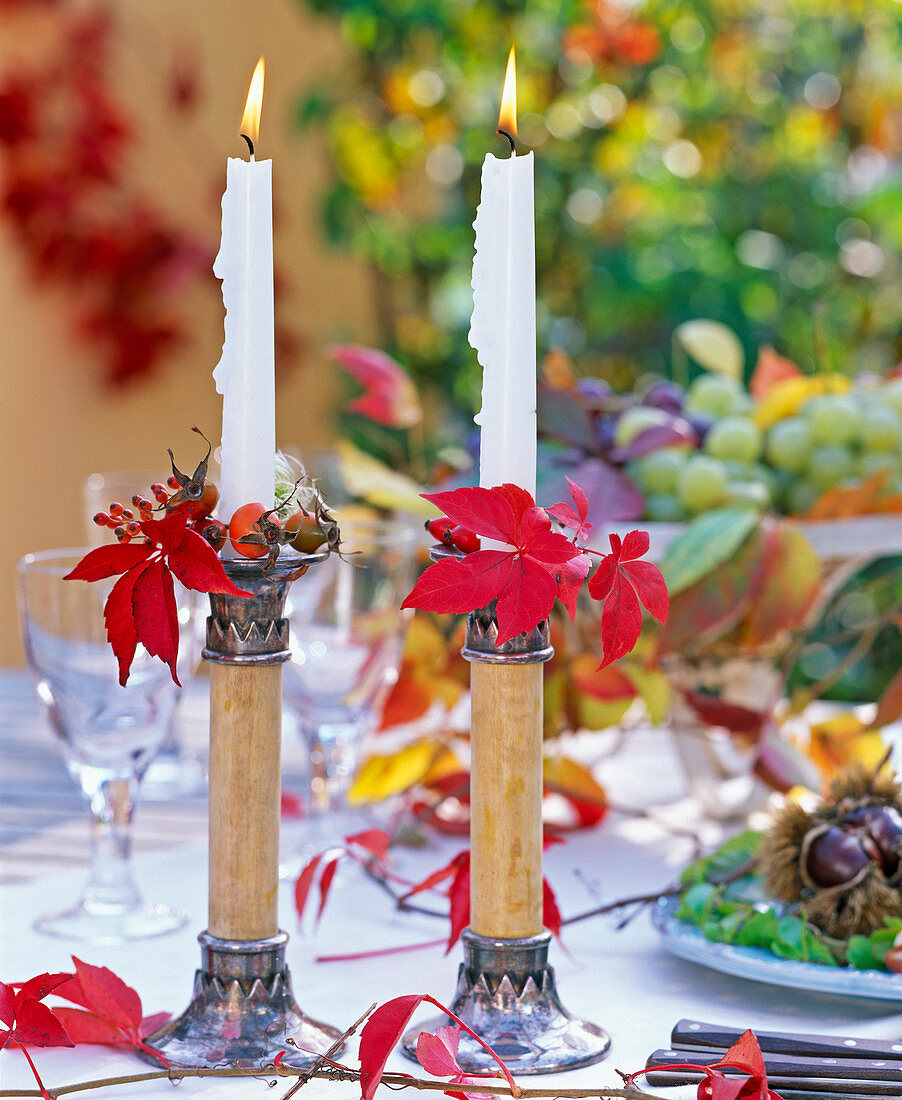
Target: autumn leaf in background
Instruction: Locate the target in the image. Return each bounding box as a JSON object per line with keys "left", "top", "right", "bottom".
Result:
{"left": 330, "top": 344, "right": 422, "bottom": 429}
{"left": 64, "top": 511, "right": 250, "bottom": 685}
{"left": 403, "top": 482, "right": 667, "bottom": 662}
{"left": 376, "top": 614, "right": 467, "bottom": 732}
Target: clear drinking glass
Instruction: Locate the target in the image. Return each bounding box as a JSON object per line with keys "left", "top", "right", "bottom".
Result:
{"left": 83, "top": 469, "right": 205, "bottom": 800}
{"left": 17, "top": 549, "right": 188, "bottom": 942}
{"left": 282, "top": 516, "right": 418, "bottom": 846}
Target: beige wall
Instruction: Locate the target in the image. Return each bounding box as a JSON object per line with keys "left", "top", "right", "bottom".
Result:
{"left": 0, "top": 0, "right": 374, "bottom": 665}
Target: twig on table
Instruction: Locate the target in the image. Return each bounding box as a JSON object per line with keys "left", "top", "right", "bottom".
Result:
{"left": 562, "top": 854, "right": 760, "bottom": 929}
{"left": 280, "top": 1002, "right": 376, "bottom": 1098}
{"left": 358, "top": 856, "right": 449, "bottom": 920}
{"left": 0, "top": 1066, "right": 670, "bottom": 1100}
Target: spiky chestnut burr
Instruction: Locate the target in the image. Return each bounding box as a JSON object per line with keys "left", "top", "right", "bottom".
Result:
{"left": 759, "top": 762, "right": 902, "bottom": 939}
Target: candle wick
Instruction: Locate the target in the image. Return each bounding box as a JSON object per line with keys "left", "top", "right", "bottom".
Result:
{"left": 240, "top": 133, "right": 255, "bottom": 159}
{"left": 496, "top": 128, "right": 516, "bottom": 156}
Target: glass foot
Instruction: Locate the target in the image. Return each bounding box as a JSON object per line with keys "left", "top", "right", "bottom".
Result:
{"left": 34, "top": 900, "right": 187, "bottom": 944}
{"left": 141, "top": 751, "right": 206, "bottom": 801}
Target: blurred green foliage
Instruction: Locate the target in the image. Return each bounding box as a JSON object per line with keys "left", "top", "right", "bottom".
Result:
{"left": 297, "top": 0, "right": 902, "bottom": 415}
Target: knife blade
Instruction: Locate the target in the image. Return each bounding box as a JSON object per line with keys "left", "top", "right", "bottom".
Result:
{"left": 672, "top": 1019, "right": 902, "bottom": 1061}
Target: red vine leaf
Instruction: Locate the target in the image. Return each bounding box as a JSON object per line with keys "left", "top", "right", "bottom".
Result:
{"left": 52, "top": 958, "right": 169, "bottom": 1067}
{"left": 360, "top": 995, "right": 519, "bottom": 1100}
{"left": 294, "top": 853, "right": 323, "bottom": 921}
{"left": 588, "top": 532, "right": 668, "bottom": 669}
{"left": 628, "top": 1029, "right": 781, "bottom": 1100}
{"left": 66, "top": 510, "right": 251, "bottom": 685}
{"left": 131, "top": 560, "right": 180, "bottom": 685}
{"left": 415, "top": 1024, "right": 464, "bottom": 1077}
{"left": 547, "top": 476, "right": 593, "bottom": 541}
{"left": 405, "top": 486, "right": 582, "bottom": 645}
{"left": 317, "top": 857, "right": 340, "bottom": 922}
{"left": 555, "top": 552, "right": 591, "bottom": 622}
{"left": 2, "top": 996, "right": 72, "bottom": 1048}
{"left": 360, "top": 994, "right": 426, "bottom": 1100}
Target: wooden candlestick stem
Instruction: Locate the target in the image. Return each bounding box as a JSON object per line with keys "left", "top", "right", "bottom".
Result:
{"left": 208, "top": 663, "right": 282, "bottom": 941}
{"left": 469, "top": 660, "right": 543, "bottom": 938}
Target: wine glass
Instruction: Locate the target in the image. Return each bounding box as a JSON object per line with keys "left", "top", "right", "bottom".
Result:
{"left": 17, "top": 549, "right": 188, "bottom": 942}
{"left": 282, "top": 516, "right": 418, "bottom": 853}
{"left": 83, "top": 469, "right": 205, "bottom": 800}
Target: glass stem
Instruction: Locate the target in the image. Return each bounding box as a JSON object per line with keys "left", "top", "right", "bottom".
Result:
{"left": 305, "top": 721, "right": 365, "bottom": 816}
{"left": 78, "top": 769, "right": 142, "bottom": 913}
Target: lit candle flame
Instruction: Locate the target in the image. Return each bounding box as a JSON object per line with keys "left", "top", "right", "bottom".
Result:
{"left": 497, "top": 45, "right": 517, "bottom": 150}
{"left": 239, "top": 57, "right": 265, "bottom": 154}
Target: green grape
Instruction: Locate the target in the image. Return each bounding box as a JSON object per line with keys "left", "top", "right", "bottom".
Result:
{"left": 806, "top": 444, "right": 854, "bottom": 492}
{"left": 783, "top": 479, "right": 820, "bottom": 515}
{"left": 860, "top": 406, "right": 902, "bottom": 452}
{"left": 857, "top": 452, "right": 895, "bottom": 479}
{"left": 644, "top": 493, "right": 686, "bottom": 522}
{"left": 704, "top": 415, "right": 763, "bottom": 463}
{"left": 806, "top": 394, "right": 862, "bottom": 446}
{"left": 724, "top": 480, "right": 770, "bottom": 510}
{"left": 765, "top": 417, "right": 812, "bottom": 472}
{"left": 685, "top": 374, "right": 745, "bottom": 418}
{"left": 676, "top": 454, "right": 729, "bottom": 513}
{"left": 614, "top": 406, "right": 671, "bottom": 448}
{"left": 632, "top": 447, "right": 686, "bottom": 494}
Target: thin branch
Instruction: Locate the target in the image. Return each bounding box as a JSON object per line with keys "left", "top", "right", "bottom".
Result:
{"left": 0, "top": 1065, "right": 670, "bottom": 1100}
{"left": 281, "top": 1002, "right": 375, "bottom": 1099}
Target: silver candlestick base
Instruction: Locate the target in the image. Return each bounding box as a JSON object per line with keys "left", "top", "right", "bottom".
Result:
{"left": 402, "top": 929, "right": 610, "bottom": 1074}
{"left": 143, "top": 931, "right": 342, "bottom": 1068}
{"left": 402, "top": 602, "right": 610, "bottom": 1074}
{"left": 143, "top": 549, "right": 343, "bottom": 1069}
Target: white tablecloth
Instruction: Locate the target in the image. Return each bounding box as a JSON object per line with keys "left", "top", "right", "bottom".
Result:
{"left": 2, "top": 676, "right": 902, "bottom": 1098}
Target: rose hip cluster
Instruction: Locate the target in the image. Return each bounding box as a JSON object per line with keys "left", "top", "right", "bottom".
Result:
{"left": 95, "top": 485, "right": 329, "bottom": 561}
{"left": 92, "top": 430, "right": 332, "bottom": 568}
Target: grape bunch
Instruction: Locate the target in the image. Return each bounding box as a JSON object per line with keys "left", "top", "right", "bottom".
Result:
{"left": 620, "top": 374, "right": 902, "bottom": 521}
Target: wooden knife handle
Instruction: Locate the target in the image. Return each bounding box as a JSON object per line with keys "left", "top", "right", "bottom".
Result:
{"left": 651, "top": 1046, "right": 902, "bottom": 1083}
{"left": 646, "top": 1058, "right": 902, "bottom": 1097}
{"left": 672, "top": 1019, "right": 902, "bottom": 1061}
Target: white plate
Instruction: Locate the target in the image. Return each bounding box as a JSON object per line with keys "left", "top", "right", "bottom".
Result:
{"left": 653, "top": 895, "right": 902, "bottom": 1002}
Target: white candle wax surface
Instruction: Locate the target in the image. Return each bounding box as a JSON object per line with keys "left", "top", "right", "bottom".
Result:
{"left": 213, "top": 155, "right": 276, "bottom": 526}
{"left": 469, "top": 149, "right": 536, "bottom": 497}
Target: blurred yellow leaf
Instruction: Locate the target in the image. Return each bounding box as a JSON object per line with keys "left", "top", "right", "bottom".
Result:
{"left": 753, "top": 374, "right": 851, "bottom": 429}
{"left": 543, "top": 755, "right": 608, "bottom": 826}
{"left": 674, "top": 319, "right": 744, "bottom": 380}
{"left": 806, "top": 713, "right": 888, "bottom": 780}
{"left": 620, "top": 663, "right": 671, "bottom": 725}
{"left": 336, "top": 439, "right": 435, "bottom": 517}
{"left": 348, "top": 740, "right": 460, "bottom": 805}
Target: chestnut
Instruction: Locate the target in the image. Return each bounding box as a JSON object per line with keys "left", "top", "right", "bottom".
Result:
{"left": 842, "top": 805, "right": 902, "bottom": 878}
{"left": 802, "top": 825, "right": 871, "bottom": 890}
